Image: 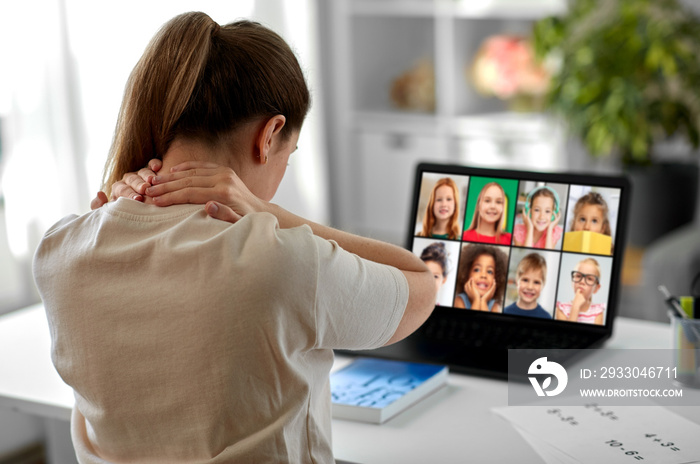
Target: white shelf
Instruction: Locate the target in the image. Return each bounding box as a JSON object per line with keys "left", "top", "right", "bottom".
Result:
{"left": 453, "top": 112, "right": 556, "bottom": 140}
{"left": 444, "top": 0, "right": 566, "bottom": 19}
{"left": 351, "top": 0, "right": 435, "bottom": 17}
{"left": 322, "top": 0, "right": 567, "bottom": 235}
{"left": 353, "top": 110, "right": 557, "bottom": 141}
{"left": 351, "top": 0, "right": 566, "bottom": 19}
{"left": 353, "top": 111, "right": 446, "bottom": 135}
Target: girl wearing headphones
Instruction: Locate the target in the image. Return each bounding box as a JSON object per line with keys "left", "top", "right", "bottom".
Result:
{"left": 513, "top": 186, "right": 562, "bottom": 249}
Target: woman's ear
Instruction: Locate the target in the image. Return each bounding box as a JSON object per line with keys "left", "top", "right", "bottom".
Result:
{"left": 255, "top": 115, "right": 286, "bottom": 165}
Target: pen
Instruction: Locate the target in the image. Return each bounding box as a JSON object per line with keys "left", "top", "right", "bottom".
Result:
{"left": 658, "top": 285, "right": 690, "bottom": 319}
{"left": 659, "top": 285, "right": 700, "bottom": 341}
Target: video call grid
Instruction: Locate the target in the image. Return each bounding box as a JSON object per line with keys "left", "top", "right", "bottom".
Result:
{"left": 412, "top": 172, "right": 622, "bottom": 325}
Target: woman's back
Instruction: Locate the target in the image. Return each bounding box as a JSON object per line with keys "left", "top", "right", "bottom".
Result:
{"left": 34, "top": 199, "right": 407, "bottom": 462}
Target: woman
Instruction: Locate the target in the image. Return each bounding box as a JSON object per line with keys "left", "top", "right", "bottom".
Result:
{"left": 34, "top": 12, "right": 435, "bottom": 463}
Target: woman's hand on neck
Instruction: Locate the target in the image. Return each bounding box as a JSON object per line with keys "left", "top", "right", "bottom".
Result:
{"left": 151, "top": 116, "right": 293, "bottom": 204}
{"left": 160, "top": 137, "right": 238, "bottom": 175}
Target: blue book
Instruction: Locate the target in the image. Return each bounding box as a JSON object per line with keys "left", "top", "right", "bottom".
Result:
{"left": 330, "top": 357, "right": 448, "bottom": 424}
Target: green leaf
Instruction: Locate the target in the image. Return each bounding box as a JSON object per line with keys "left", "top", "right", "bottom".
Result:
{"left": 532, "top": 0, "right": 700, "bottom": 165}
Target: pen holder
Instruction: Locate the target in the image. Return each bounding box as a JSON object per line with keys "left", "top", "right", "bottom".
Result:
{"left": 671, "top": 315, "right": 700, "bottom": 388}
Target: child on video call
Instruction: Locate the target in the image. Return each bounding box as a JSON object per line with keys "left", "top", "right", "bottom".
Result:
{"left": 570, "top": 191, "right": 612, "bottom": 235}
{"left": 420, "top": 242, "right": 449, "bottom": 304}
{"left": 555, "top": 257, "right": 605, "bottom": 325}
{"left": 418, "top": 178, "right": 461, "bottom": 240}
{"left": 513, "top": 186, "right": 562, "bottom": 249}
{"left": 454, "top": 244, "right": 508, "bottom": 312}
{"left": 569, "top": 191, "right": 613, "bottom": 251}
{"left": 462, "top": 182, "right": 512, "bottom": 245}
{"left": 504, "top": 253, "right": 552, "bottom": 319}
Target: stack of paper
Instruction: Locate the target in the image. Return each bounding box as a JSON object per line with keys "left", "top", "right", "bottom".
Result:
{"left": 493, "top": 405, "right": 700, "bottom": 463}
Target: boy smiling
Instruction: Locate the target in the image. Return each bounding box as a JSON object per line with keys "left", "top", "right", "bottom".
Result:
{"left": 504, "top": 253, "right": 552, "bottom": 319}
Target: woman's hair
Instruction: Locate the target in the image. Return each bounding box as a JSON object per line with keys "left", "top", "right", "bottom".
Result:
{"left": 102, "top": 12, "right": 311, "bottom": 194}
{"left": 569, "top": 192, "right": 612, "bottom": 236}
{"left": 466, "top": 182, "right": 507, "bottom": 240}
{"left": 420, "top": 242, "right": 449, "bottom": 277}
{"left": 419, "top": 178, "right": 460, "bottom": 239}
{"left": 454, "top": 244, "right": 508, "bottom": 305}
{"left": 517, "top": 253, "right": 547, "bottom": 283}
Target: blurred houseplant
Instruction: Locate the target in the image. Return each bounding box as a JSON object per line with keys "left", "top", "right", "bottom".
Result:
{"left": 533, "top": 0, "right": 700, "bottom": 246}
{"left": 532, "top": 0, "right": 700, "bottom": 165}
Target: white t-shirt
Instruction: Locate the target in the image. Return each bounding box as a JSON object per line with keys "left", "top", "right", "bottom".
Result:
{"left": 33, "top": 199, "right": 408, "bottom": 463}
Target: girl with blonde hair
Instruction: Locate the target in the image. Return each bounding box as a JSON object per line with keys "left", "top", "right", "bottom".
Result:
{"left": 555, "top": 258, "right": 605, "bottom": 325}
{"left": 462, "top": 182, "right": 512, "bottom": 245}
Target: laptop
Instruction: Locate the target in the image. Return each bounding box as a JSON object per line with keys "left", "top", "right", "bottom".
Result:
{"left": 344, "top": 163, "right": 631, "bottom": 378}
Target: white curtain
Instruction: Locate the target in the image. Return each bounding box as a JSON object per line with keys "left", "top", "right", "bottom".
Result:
{"left": 0, "top": 0, "right": 328, "bottom": 310}
{"left": 0, "top": 0, "right": 87, "bottom": 308}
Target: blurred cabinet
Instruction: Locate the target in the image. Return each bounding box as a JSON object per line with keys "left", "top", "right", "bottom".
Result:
{"left": 320, "top": 0, "right": 566, "bottom": 243}
{"left": 359, "top": 131, "right": 450, "bottom": 241}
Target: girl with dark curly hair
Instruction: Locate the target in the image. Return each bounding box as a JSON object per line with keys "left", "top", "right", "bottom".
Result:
{"left": 454, "top": 243, "right": 508, "bottom": 312}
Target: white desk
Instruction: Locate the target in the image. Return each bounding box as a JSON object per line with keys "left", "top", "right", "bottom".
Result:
{"left": 1, "top": 304, "right": 699, "bottom": 464}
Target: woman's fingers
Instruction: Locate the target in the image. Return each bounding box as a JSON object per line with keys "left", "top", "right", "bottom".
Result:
{"left": 150, "top": 167, "right": 221, "bottom": 188}
{"left": 112, "top": 178, "right": 143, "bottom": 202}
{"left": 147, "top": 168, "right": 242, "bottom": 207}
{"left": 205, "top": 201, "right": 242, "bottom": 223}
{"left": 121, "top": 172, "right": 149, "bottom": 196}
{"left": 90, "top": 191, "right": 109, "bottom": 210}
{"left": 148, "top": 158, "right": 163, "bottom": 173}
{"left": 147, "top": 175, "right": 220, "bottom": 200}
{"left": 108, "top": 161, "right": 258, "bottom": 219}
{"left": 149, "top": 186, "right": 231, "bottom": 207}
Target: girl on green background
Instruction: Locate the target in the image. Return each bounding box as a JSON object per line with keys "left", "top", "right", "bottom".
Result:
{"left": 462, "top": 181, "right": 513, "bottom": 245}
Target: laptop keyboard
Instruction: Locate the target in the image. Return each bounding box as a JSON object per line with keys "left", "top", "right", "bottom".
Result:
{"left": 421, "top": 316, "right": 596, "bottom": 350}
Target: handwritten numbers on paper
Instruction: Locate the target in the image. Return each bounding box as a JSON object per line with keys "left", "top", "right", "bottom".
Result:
{"left": 494, "top": 405, "right": 700, "bottom": 464}
{"left": 645, "top": 434, "right": 681, "bottom": 452}
{"left": 602, "top": 434, "right": 683, "bottom": 461}
{"left": 546, "top": 408, "right": 578, "bottom": 426}
{"left": 605, "top": 440, "right": 644, "bottom": 461}
{"left": 584, "top": 403, "right": 619, "bottom": 421}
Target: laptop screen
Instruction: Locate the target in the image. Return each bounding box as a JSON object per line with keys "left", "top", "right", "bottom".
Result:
{"left": 408, "top": 163, "right": 630, "bottom": 328}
